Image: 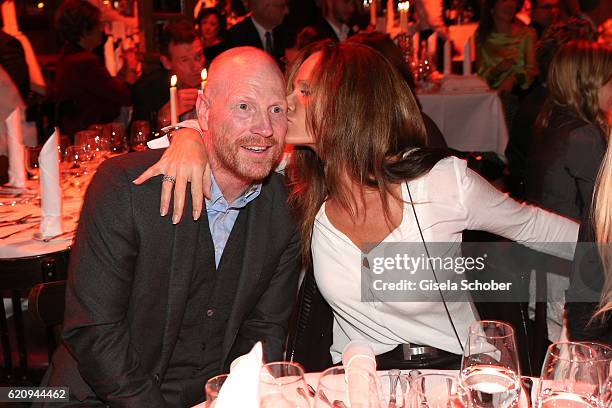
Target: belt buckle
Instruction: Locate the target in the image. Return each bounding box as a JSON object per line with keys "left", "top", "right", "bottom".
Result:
{"left": 401, "top": 344, "right": 435, "bottom": 360}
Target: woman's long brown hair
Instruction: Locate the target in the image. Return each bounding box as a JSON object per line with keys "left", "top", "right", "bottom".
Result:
{"left": 286, "top": 41, "right": 449, "bottom": 264}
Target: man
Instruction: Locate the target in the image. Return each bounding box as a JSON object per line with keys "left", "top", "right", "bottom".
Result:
{"left": 315, "top": 0, "right": 356, "bottom": 42}
{"left": 40, "top": 47, "right": 300, "bottom": 407}
{"left": 530, "top": 0, "right": 560, "bottom": 38}
{"left": 132, "top": 18, "right": 205, "bottom": 132}
{"left": 0, "top": 30, "right": 29, "bottom": 101}
{"left": 225, "top": 0, "right": 289, "bottom": 62}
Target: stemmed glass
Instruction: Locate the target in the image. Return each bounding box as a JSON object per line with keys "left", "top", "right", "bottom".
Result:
{"left": 259, "top": 362, "right": 310, "bottom": 408}
{"left": 315, "top": 366, "right": 383, "bottom": 408}
{"left": 130, "top": 120, "right": 150, "bottom": 152}
{"left": 535, "top": 342, "right": 611, "bottom": 408}
{"left": 408, "top": 372, "right": 469, "bottom": 408}
{"left": 205, "top": 373, "right": 228, "bottom": 406}
{"left": 461, "top": 320, "right": 521, "bottom": 408}
{"left": 25, "top": 146, "right": 41, "bottom": 180}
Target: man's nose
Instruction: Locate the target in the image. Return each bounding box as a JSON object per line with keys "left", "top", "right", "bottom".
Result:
{"left": 252, "top": 111, "right": 274, "bottom": 137}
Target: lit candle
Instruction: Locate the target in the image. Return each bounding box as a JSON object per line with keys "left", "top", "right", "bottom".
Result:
{"left": 443, "top": 39, "right": 451, "bottom": 75}
{"left": 398, "top": 1, "right": 409, "bottom": 33}
{"left": 386, "top": 0, "right": 395, "bottom": 33}
{"left": 463, "top": 37, "right": 472, "bottom": 76}
{"left": 201, "top": 68, "right": 208, "bottom": 91}
{"left": 170, "top": 74, "right": 178, "bottom": 125}
{"left": 370, "top": 0, "right": 377, "bottom": 28}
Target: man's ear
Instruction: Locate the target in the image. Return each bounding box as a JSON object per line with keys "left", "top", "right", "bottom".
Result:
{"left": 160, "top": 54, "right": 172, "bottom": 71}
{"left": 197, "top": 94, "right": 211, "bottom": 131}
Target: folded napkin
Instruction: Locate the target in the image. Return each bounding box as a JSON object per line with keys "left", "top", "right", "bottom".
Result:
{"left": 215, "top": 342, "right": 262, "bottom": 408}
{"left": 6, "top": 108, "right": 26, "bottom": 188}
{"left": 342, "top": 340, "right": 378, "bottom": 407}
{"left": 440, "top": 74, "right": 490, "bottom": 93}
{"left": 463, "top": 38, "right": 472, "bottom": 76}
{"left": 39, "top": 129, "right": 63, "bottom": 237}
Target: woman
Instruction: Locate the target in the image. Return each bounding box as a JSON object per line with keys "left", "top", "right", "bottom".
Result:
{"left": 136, "top": 42, "right": 578, "bottom": 368}
{"left": 54, "top": 0, "right": 136, "bottom": 140}
{"left": 196, "top": 7, "right": 228, "bottom": 64}
{"left": 476, "top": 0, "right": 538, "bottom": 94}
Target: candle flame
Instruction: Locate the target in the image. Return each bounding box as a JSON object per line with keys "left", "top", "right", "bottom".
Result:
{"left": 398, "top": 1, "right": 409, "bottom": 11}
{"left": 201, "top": 69, "right": 208, "bottom": 81}
{"left": 170, "top": 74, "right": 177, "bottom": 87}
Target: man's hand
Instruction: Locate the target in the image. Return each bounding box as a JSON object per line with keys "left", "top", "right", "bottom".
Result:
{"left": 177, "top": 88, "right": 199, "bottom": 116}
{"left": 133, "top": 128, "right": 211, "bottom": 224}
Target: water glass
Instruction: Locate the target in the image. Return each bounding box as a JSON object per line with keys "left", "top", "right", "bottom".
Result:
{"left": 461, "top": 320, "right": 521, "bottom": 408}
{"left": 408, "top": 372, "right": 468, "bottom": 408}
{"left": 130, "top": 120, "right": 150, "bottom": 152}
{"left": 25, "top": 146, "right": 42, "bottom": 179}
{"left": 379, "top": 371, "right": 408, "bottom": 408}
{"left": 259, "top": 362, "right": 310, "bottom": 408}
{"left": 205, "top": 373, "right": 228, "bottom": 405}
{"left": 74, "top": 130, "right": 97, "bottom": 150}
{"left": 64, "top": 145, "right": 90, "bottom": 177}
{"left": 315, "top": 366, "right": 383, "bottom": 408}
{"left": 536, "top": 342, "right": 610, "bottom": 408}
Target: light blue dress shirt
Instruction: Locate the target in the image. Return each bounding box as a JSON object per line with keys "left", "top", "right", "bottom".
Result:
{"left": 206, "top": 175, "right": 261, "bottom": 267}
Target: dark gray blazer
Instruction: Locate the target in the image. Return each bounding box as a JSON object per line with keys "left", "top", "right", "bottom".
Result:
{"left": 43, "top": 150, "right": 301, "bottom": 407}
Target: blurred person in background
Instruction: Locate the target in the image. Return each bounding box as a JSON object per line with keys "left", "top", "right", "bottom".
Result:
{"left": 314, "top": 0, "right": 357, "bottom": 42}
{"left": 54, "top": 0, "right": 137, "bottom": 141}
{"left": 225, "top": 0, "right": 289, "bottom": 63}
{"left": 529, "top": 0, "right": 560, "bottom": 38}
{"left": 132, "top": 18, "right": 205, "bottom": 132}
{"left": 196, "top": 7, "right": 228, "bottom": 63}
{"left": 476, "top": 0, "right": 538, "bottom": 129}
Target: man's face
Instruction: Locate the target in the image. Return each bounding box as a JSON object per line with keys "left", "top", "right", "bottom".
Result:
{"left": 165, "top": 39, "right": 205, "bottom": 88}
{"left": 250, "top": 0, "right": 289, "bottom": 30}
{"left": 204, "top": 64, "right": 288, "bottom": 182}
{"left": 531, "top": 0, "right": 559, "bottom": 28}
{"left": 329, "top": 0, "right": 356, "bottom": 25}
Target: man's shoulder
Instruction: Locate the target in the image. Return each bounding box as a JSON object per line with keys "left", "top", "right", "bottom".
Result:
{"left": 226, "top": 17, "right": 257, "bottom": 43}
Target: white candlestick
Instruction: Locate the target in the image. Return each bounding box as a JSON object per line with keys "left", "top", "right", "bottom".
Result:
{"left": 201, "top": 68, "right": 208, "bottom": 91}
{"left": 399, "top": 2, "right": 409, "bottom": 33}
{"left": 386, "top": 0, "right": 395, "bottom": 33}
{"left": 463, "top": 38, "right": 471, "bottom": 76}
{"left": 370, "top": 0, "right": 377, "bottom": 27}
{"left": 170, "top": 74, "right": 178, "bottom": 125}
{"left": 443, "top": 40, "right": 451, "bottom": 75}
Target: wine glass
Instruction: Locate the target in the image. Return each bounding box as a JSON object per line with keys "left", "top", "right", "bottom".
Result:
{"left": 259, "top": 362, "right": 310, "bottom": 408}
{"left": 130, "top": 120, "right": 150, "bottom": 152}
{"left": 64, "top": 145, "right": 91, "bottom": 179}
{"left": 315, "top": 366, "right": 383, "bottom": 408}
{"left": 461, "top": 320, "right": 521, "bottom": 408}
{"left": 536, "top": 342, "right": 609, "bottom": 408}
{"left": 379, "top": 371, "right": 408, "bottom": 408}
{"left": 107, "top": 122, "right": 127, "bottom": 153}
{"left": 25, "top": 146, "right": 42, "bottom": 180}
{"left": 205, "top": 373, "right": 228, "bottom": 406}
{"left": 408, "top": 372, "right": 469, "bottom": 408}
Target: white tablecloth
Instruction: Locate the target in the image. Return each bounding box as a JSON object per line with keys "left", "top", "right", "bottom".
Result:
{"left": 418, "top": 90, "right": 509, "bottom": 160}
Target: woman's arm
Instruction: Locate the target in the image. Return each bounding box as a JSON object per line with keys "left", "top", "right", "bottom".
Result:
{"left": 133, "top": 127, "right": 210, "bottom": 224}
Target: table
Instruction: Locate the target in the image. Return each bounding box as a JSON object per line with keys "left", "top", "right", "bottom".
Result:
{"left": 418, "top": 90, "right": 509, "bottom": 160}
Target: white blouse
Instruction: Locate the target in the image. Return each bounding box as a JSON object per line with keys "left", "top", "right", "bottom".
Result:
{"left": 312, "top": 157, "right": 579, "bottom": 362}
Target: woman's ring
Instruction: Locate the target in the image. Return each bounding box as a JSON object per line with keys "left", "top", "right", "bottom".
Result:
{"left": 162, "top": 175, "right": 176, "bottom": 185}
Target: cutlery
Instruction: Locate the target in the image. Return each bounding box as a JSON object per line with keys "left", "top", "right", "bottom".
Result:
{"left": 521, "top": 377, "right": 533, "bottom": 408}
{"left": 42, "top": 230, "right": 76, "bottom": 242}
{"left": 388, "top": 369, "right": 401, "bottom": 408}
{"left": 0, "top": 223, "right": 38, "bottom": 239}
{"left": 0, "top": 214, "right": 32, "bottom": 226}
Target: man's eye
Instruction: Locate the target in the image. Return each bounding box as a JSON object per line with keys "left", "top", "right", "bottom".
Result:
{"left": 271, "top": 106, "right": 284, "bottom": 114}
{"left": 238, "top": 103, "right": 248, "bottom": 110}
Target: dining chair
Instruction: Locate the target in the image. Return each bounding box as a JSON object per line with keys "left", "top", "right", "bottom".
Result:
{"left": 0, "top": 250, "right": 69, "bottom": 385}
{"left": 28, "top": 280, "right": 66, "bottom": 361}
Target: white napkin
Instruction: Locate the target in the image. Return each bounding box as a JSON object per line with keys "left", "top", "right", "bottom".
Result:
{"left": 342, "top": 340, "right": 378, "bottom": 406}
{"left": 440, "top": 74, "right": 490, "bottom": 93}
{"left": 463, "top": 38, "right": 472, "bottom": 76}
{"left": 215, "top": 342, "right": 263, "bottom": 408}
{"left": 39, "top": 129, "right": 63, "bottom": 237}
{"left": 6, "top": 108, "right": 26, "bottom": 188}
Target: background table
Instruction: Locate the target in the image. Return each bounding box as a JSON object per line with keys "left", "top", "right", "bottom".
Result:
{"left": 418, "top": 90, "right": 509, "bottom": 160}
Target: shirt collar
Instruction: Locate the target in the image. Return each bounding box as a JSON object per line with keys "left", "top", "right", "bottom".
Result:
{"left": 325, "top": 17, "right": 350, "bottom": 42}
{"left": 206, "top": 173, "right": 262, "bottom": 210}
{"left": 250, "top": 16, "right": 270, "bottom": 48}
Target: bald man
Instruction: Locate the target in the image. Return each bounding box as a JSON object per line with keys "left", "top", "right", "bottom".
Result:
{"left": 38, "top": 47, "right": 301, "bottom": 408}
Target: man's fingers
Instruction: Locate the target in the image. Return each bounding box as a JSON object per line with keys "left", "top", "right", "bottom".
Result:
{"left": 191, "top": 175, "right": 204, "bottom": 221}
{"left": 133, "top": 165, "right": 163, "bottom": 185}
{"left": 202, "top": 164, "right": 212, "bottom": 200}
{"left": 171, "top": 171, "right": 189, "bottom": 224}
